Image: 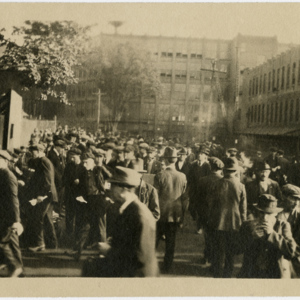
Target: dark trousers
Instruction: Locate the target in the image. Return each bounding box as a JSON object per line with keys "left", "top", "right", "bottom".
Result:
{"left": 211, "top": 230, "right": 237, "bottom": 278}
{"left": 65, "top": 196, "right": 77, "bottom": 235}
{"left": 203, "top": 226, "right": 213, "bottom": 262}
{"left": 27, "top": 198, "right": 57, "bottom": 248}
{"left": 156, "top": 221, "right": 177, "bottom": 271}
{"left": 0, "top": 230, "right": 23, "bottom": 272}
{"left": 74, "top": 195, "right": 107, "bottom": 253}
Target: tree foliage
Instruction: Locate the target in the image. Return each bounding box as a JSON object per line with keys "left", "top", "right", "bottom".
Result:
{"left": 86, "top": 42, "right": 162, "bottom": 132}
{"left": 0, "top": 21, "right": 91, "bottom": 102}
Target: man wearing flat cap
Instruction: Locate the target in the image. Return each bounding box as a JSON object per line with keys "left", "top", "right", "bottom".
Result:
{"left": 195, "top": 157, "right": 224, "bottom": 264}
{"left": 0, "top": 151, "right": 24, "bottom": 276}
{"left": 107, "top": 146, "right": 126, "bottom": 170}
{"left": 187, "top": 145, "right": 211, "bottom": 232}
{"left": 47, "top": 138, "right": 67, "bottom": 215}
{"left": 83, "top": 167, "right": 158, "bottom": 277}
{"left": 154, "top": 147, "right": 187, "bottom": 272}
{"left": 238, "top": 194, "right": 297, "bottom": 278}
{"left": 278, "top": 184, "right": 300, "bottom": 277}
{"left": 25, "top": 143, "right": 58, "bottom": 251}
{"left": 208, "top": 157, "right": 247, "bottom": 278}
{"left": 246, "top": 161, "right": 282, "bottom": 215}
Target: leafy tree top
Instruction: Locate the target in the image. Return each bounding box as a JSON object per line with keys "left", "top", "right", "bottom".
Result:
{"left": 0, "top": 21, "right": 92, "bottom": 102}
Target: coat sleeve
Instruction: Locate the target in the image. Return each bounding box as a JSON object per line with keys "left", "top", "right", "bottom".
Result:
{"left": 40, "top": 158, "right": 53, "bottom": 196}
{"left": 6, "top": 171, "right": 21, "bottom": 224}
{"left": 239, "top": 184, "right": 247, "bottom": 222}
{"left": 268, "top": 221, "right": 297, "bottom": 260}
{"left": 148, "top": 186, "right": 160, "bottom": 221}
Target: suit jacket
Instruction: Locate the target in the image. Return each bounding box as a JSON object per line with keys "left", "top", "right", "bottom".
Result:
{"left": 245, "top": 178, "right": 282, "bottom": 213}
{"left": 26, "top": 156, "right": 58, "bottom": 203}
{"left": 47, "top": 147, "right": 65, "bottom": 190}
{"left": 187, "top": 160, "right": 211, "bottom": 202}
{"left": 238, "top": 218, "right": 297, "bottom": 278}
{"left": 175, "top": 160, "right": 191, "bottom": 176}
{"left": 103, "top": 198, "right": 158, "bottom": 277}
{"left": 137, "top": 180, "right": 160, "bottom": 220}
{"left": 0, "top": 168, "right": 20, "bottom": 236}
{"left": 154, "top": 167, "right": 187, "bottom": 223}
{"left": 195, "top": 172, "right": 223, "bottom": 225}
{"left": 144, "top": 158, "right": 162, "bottom": 175}
{"left": 208, "top": 176, "right": 247, "bottom": 231}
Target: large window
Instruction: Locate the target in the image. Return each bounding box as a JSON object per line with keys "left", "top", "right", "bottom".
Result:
{"left": 270, "top": 103, "right": 274, "bottom": 124}
{"left": 251, "top": 106, "right": 253, "bottom": 122}
{"left": 272, "top": 69, "right": 275, "bottom": 91}
{"left": 277, "top": 68, "right": 280, "bottom": 90}
{"left": 259, "top": 75, "right": 262, "bottom": 94}
{"left": 290, "top": 99, "right": 294, "bottom": 122}
{"left": 249, "top": 80, "right": 252, "bottom": 96}
{"left": 279, "top": 102, "right": 283, "bottom": 123}
{"left": 256, "top": 77, "right": 259, "bottom": 95}
{"left": 262, "top": 104, "right": 265, "bottom": 123}
{"left": 263, "top": 74, "right": 266, "bottom": 93}
{"left": 287, "top": 64, "right": 290, "bottom": 89}
{"left": 281, "top": 66, "right": 285, "bottom": 89}
{"left": 258, "top": 105, "right": 261, "bottom": 122}
{"left": 284, "top": 101, "right": 288, "bottom": 124}
{"left": 254, "top": 105, "right": 257, "bottom": 122}
{"left": 275, "top": 102, "right": 278, "bottom": 123}
{"left": 266, "top": 104, "right": 269, "bottom": 124}
{"left": 268, "top": 72, "right": 271, "bottom": 92}
{"left": 296, "top": 99, "right": 300, "bottom": 122}
{"left": 292, "top": 63, "right": 296, "bottom": 85}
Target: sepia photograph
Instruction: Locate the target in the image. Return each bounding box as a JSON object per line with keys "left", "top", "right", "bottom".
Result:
{"left": 1, "top": 1, "right": 300, "bottom": 297}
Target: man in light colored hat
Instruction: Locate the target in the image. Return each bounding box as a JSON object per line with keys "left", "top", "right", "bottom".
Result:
{"left": 0, "top": 150, "right": 24, "bottom": 277}
{"left": 238, "top": 194, "right": 297, "bottom": 278}
{"left": 154, "top": 147, "right": 187, "bottom": 272}
{"left": 246, "top": 161, "right": 282, "bottom": 215}
{"left": 208, "top": 157, "right": 247, "bottom": 278}
{"left": 83, "top": 167, "right": 158, "bottom": 277}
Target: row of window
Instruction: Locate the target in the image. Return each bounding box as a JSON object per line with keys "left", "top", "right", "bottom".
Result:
{"left": 248, "top": 98, "right": 300, "bottom": 124}
{"left": 249, "top": 61, "right": 300, "bottom": 96}
{"left": 160, "top": 52, "right": 203, "bottom": 59}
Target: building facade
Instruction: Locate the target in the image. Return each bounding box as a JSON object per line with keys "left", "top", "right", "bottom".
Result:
{"left": 237, "top": 46, "right": 300, "bottom": 154}
{"left": 64, "top": 33, "right": 291, "bottom": 143}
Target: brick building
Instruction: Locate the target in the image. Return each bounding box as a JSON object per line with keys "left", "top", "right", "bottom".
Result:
{"left": 237, "top": 45, "right": 300, "bottom": 154}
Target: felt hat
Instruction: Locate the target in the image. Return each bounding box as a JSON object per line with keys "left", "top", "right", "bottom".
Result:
{"left": 254, "top": 194, "right": 283, "bottom": 214}
{"left": 109, "top": 166, "right": 141, "bottom": 187}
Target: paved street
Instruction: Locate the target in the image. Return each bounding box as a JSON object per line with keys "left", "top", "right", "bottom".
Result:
{"left": 0, "top": 214, "right": 243, "bottom": 278}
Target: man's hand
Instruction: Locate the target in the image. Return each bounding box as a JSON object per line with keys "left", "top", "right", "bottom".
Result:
{"left": 11, "top": 222, "right": 23, "bottom": 236}
{"left": 37, "top": 196, "right": 47, "bottom": 203}
{"left": 261, "top": 221, "right": 274, "bottom": 235}
{"left": 17, "top": 180, "right": 25, "bottom": 187}
{"left": 74, "top": 179, "right": 79, "bottom": 185}
{"left": 97, "top": 242, "right": 111, "bottom": 256}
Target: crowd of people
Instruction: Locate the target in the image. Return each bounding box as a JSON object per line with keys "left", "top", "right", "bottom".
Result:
{"left": 1, "top": 125, "right": 300, "bottom": 278}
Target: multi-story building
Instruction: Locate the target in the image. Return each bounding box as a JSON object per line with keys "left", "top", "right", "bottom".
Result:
{"left": 64, "top": 33, "right": 291, "bottom": 142}
{"left": 237, "top": 46, "right": 300, "bottom": 153}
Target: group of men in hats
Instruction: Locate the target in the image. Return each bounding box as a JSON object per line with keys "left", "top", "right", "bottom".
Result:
{"left": 2, "top": 125, "right": 300, "bottom": 279}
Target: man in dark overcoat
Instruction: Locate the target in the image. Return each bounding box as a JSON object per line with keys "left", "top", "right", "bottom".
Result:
{"left": 0, "top": 151, "right": 24, "bottom": 277}
{"left": 84, "top": 167, "right": 158, "bottom": 277}
{"left": 25, "top": 143, "right": 58, "bottom": 251}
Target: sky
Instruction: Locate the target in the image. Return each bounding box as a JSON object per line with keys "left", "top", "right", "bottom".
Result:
{"left": 1, "top": 2, "right": 300, "bottom": 44}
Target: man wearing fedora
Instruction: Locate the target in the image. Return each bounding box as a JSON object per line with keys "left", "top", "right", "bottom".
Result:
{"left": 278, "top": 184, "right": 300, "bottom": 277}
{"left": 154, "top": 146, "right": 187, "bottom": 272}
{"left": 187, "top": 145, "right": 211, "bottom": 232}
{"left": 246, "top": 161, "right": 282, "bottom": 215}
{"left": 175, "top": 147, "right": 191, "bottom": 176}
{"left": 83, "top": 167, "right": 158, "bottom": 277}
{"left": 196, "top": 157, "right": 224, "bottom": 264}
{"left": 144, "top": 146, "right": 162, "bottom": 175}
{"left": 208, "top": 157, "right": 247, "bottom": 278}
{"left": 238, "top": 194, "right": 297, "bottom": 278}
{"left": 0, "top": 150, "right": 24, "bottom": 277}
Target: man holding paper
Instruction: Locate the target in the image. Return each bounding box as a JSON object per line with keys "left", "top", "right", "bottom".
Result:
{"left": 25, "top": 143, "right": 58, "bottom": 251}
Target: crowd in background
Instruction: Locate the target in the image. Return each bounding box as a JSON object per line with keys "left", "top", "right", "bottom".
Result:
{"left": 1, "top": 124, "right": 300, "bottom": 278}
